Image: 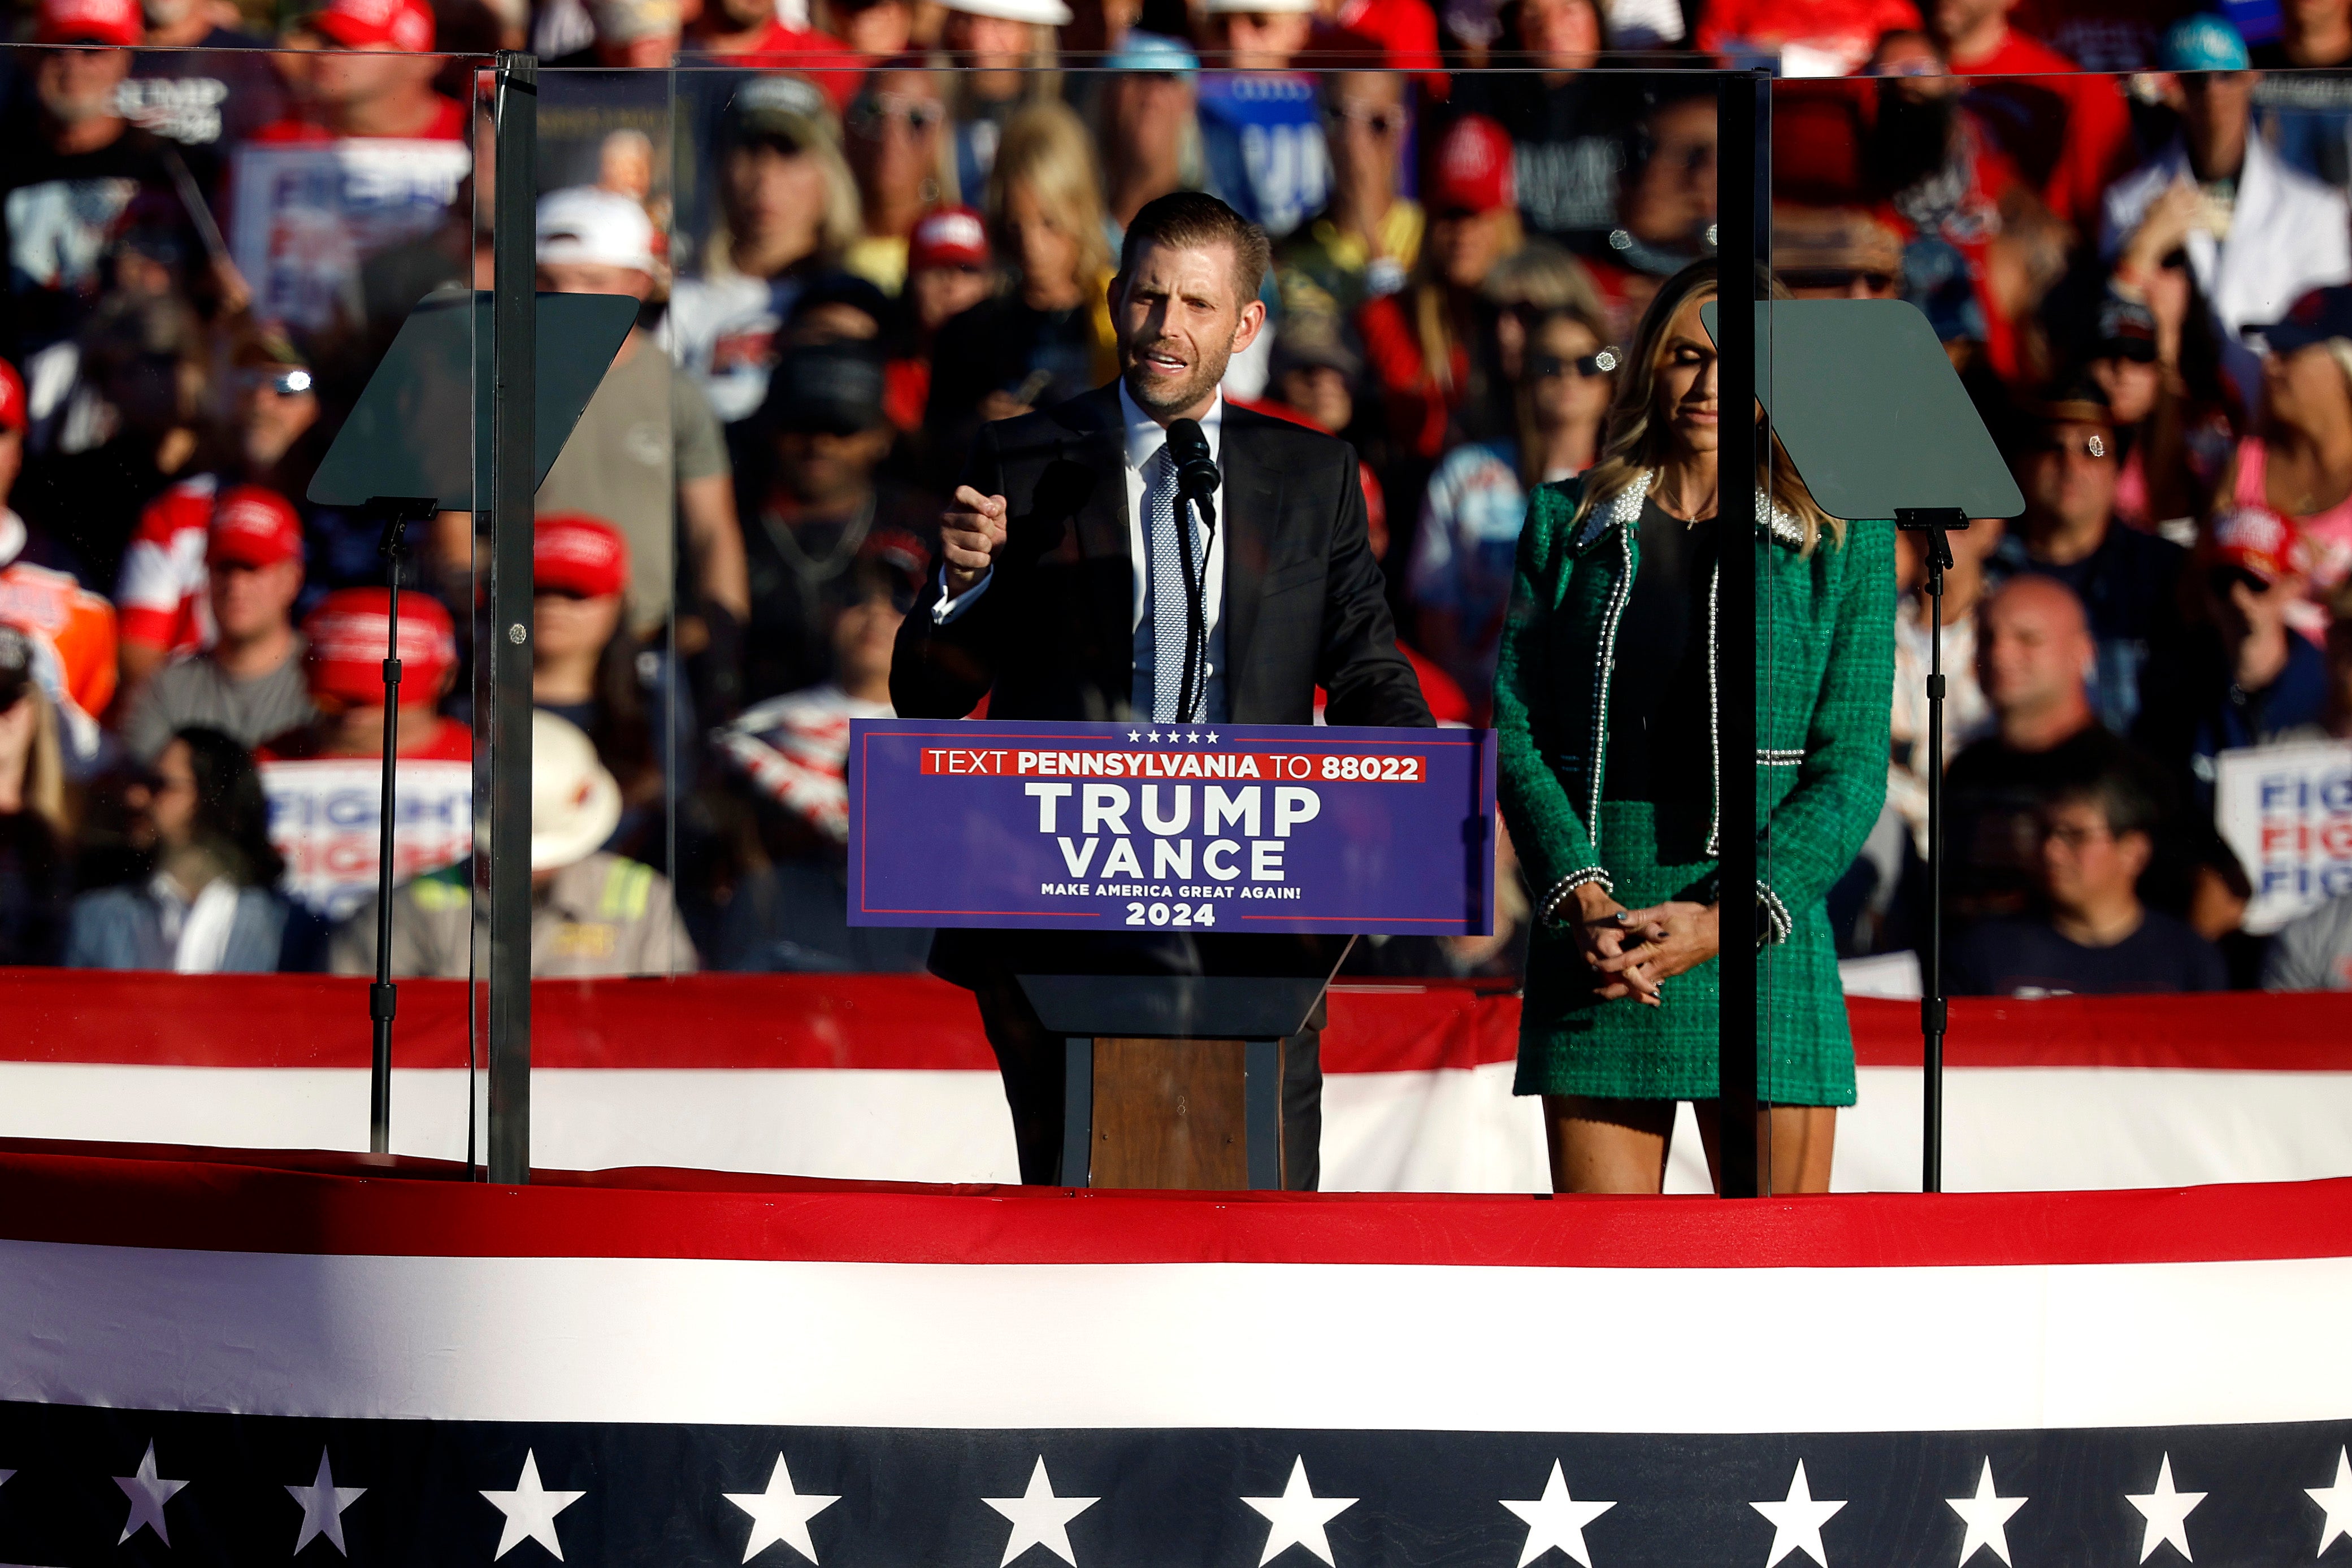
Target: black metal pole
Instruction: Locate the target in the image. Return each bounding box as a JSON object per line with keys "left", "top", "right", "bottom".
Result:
{"left": 486, "top": 51, "right": 538, "bottom": 1185}
{"left": 1713, "top": 68, "right": 1767, "bottom": 1198}
{"left": 368, "top": 520, "right": 407, "bottom": 1156}
{"left": 1897, "top": 507, "right": 1965, "bottom": 1193}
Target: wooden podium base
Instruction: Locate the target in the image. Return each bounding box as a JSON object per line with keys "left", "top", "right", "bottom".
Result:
{"left": 1062, "top": 1035, "right": 1283, "bottom": 1190}
{"left": 1089, "top": 1037, "right": 1249, "bottom": 1189}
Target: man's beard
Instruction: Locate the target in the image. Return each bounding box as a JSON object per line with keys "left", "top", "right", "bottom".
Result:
{"left": 1121, "top": 341, "right": 1227, "bottom": 417}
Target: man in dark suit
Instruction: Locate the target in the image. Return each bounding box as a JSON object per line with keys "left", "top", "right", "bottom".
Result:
{"left": 892, "top": 190, "right": 1433, "bottom": 1188}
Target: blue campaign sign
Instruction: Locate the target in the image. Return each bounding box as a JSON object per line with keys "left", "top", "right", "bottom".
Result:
{"left": 846, "top": 719, "right": 1496, "bottom": 935}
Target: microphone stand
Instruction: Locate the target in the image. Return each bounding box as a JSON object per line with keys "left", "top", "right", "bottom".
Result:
{"left": 1896, "top": 506, "right": 1966, "bottom": 1194}
{"left": 1173, "top": 494, "right": 1212, "bottom": 723}
{"left": 364, "top": 497, "right": 438, "bottom": 1157}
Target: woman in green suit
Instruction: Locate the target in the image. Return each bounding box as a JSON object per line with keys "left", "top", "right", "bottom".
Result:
{"left": 1494, "top": 259, "right": 1894, "bottom": 1195}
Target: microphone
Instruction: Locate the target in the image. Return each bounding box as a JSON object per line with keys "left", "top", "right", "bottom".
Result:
{"left": 1165, "top": 417, "right": 1219, "bottom": 531}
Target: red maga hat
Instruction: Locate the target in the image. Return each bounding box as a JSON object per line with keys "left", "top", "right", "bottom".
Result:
{"left": 207, "top": 485, "right": 305, "bottom": 570}
{"left": 533, "top": 514, "right": 630, "bottom": 598}
{"left": 302, "top": 588, "right": 456, "bottom": 707}
{"left": 38, "top": 0, "right": 141, "bottom": 46}
{"left": 2204, "top": 505, "right": 2313, "bottom": 586}
{"left": 0, "top": 359, "right": 24, "bottom": 436}
{"left": 909, "top": 207, "right": 990, "bottom": 271}
{"left": 1429, "top": 116, "right": 1515, "bottom": 216}
{"left": 310, "top": 0, "right": 436, "bottom": 51}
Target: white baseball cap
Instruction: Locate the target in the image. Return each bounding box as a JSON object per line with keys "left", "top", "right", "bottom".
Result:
{"left": 940, "top": 0, "right": 1072, "bottom": 24}
{"left": 535, "top": 185, "right": 658, "bottom": 275}
{"left": 530, "top": 710, "right": 624, "bottom": 872}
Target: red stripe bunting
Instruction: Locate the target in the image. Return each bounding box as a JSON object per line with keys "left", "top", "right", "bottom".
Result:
{"left": 4, "top": 1138, "right": 2352, "bottom": 1267}
{"left": 3, "top": 970, "right": 2350, "bottom": 1072}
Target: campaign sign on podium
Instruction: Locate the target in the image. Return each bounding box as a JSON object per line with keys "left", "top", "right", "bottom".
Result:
{"left": 845, "top": 718, "right": 1496, "bottom": 935}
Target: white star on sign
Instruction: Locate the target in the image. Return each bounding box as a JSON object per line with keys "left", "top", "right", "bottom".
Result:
{"left": 726, "top": 1453, "right": 840, "bottom": 1563}
{"left": 1945, "top": 1459, "right": 2026, "bottom": 1566}
{"left": 1188, "top": 731, "right": 1200, "bottom": 742}
{"left": 1752, "top": 1460, "right": 1845, "bottom": 1567}
{"left": 481, "top": 1450, "right": 585, "bottom": 1561}
{"left": 1149, "top": 730, "right": 1162, "bottom": 741}
{"left": 1500, "top": 1459, "right": 1614, "bottom": 1566}
{"left": 114, "top": 1440, "right": 190, "bottom": 1545}
{"left": 982, "top": 1457, "right": 1097, "bottom": 1566}
{"left": 1243, "top": 1456, "right": 1357, "bottom": 1567}
{"left": 2308, "top": 1448, "right": 2352, "bottom": 1555}
{"left": 1206, "top": 731, "right": 1218, "bottom": 742}
{"left": 1129, "top": 731, "right": 1142, "bottom": 741}
{"left": 2125, "top": 1453, "right": 2205, "bottom": 1563}
{"left": 287, "top": 1448, "right": 367, "bottom": 1555}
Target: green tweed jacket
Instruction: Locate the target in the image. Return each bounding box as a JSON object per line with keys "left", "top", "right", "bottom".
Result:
{"left": 1494, "top": 471, "right": 1895, "bottom": 1099}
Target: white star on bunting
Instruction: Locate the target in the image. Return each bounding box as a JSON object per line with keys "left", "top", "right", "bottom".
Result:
{"left": 114, "top": 1440, "right": 190, "bottom": 1546}
{"left": 726, "top": 1453, "right": 840, "bottom": 1564}
{"left": 286, "top": 1447, "right": 367, "bottom": 1555}
{"left": 1752, "top": 1460, "right": 1845, "bottom": 1567}
{"left": 1188, "top": 731, "right": 1200, "bottom": 742}
{"left": 982, "top": 1457, "right": 1097, "bottom": 1567}
{"left": 2308, "top": 1448, "right": 2352, "bottom": 1555}
{"left": 1945, "top": 1458, "right": 2026, "bottom": 1566}
{"left": 1129, "top": 731, "right": 1142, "bottom": 741}
{"left": 1206, "top": 731, "right": 1218, "bottom": 742}
{"left": 1500, "top": 1459, "right": 1615, "bottom": 1566}
{"left": 1149, "top": 731, "right": 1162, "bottom": 741}
{"left": 1243, "top": 1456, "right": 1357, "bottom": 1567}
{"left": 2125, "top": 1453, "right": 2204, "bottom": 1563}
{"left": 481, "top": 1450, "right": 586, "bottom": 1561}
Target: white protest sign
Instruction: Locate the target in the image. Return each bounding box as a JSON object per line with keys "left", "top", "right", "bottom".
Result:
{"left": 261, "top": 757, "right": 472, "bottom": 922}
{"left": 230, "top": 140, "right": 471, "bottom": 331}
{"left": 2214, "top": 740, "right": 2352, "bottom": 934}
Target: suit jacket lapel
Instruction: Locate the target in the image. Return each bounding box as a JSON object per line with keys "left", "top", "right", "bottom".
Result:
{"left": 1219, "top": 407, "right": 1282, "bottom": 702}
{"left": 1064, "top": 385, "right": 1136, "bottom": 712}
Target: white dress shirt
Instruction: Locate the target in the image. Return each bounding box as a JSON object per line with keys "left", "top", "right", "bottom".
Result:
{"left": 931, "top": 381, "right": 1231, "bottom": 720}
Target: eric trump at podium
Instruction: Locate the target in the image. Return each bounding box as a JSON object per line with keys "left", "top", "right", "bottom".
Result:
{"left": 891, "top": 191, "right": 1434, "bottom": 1188}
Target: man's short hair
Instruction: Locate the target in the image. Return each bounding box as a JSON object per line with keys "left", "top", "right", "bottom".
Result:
{"left": 1118, "top": 191, "right": 1272, "bottom": 310}
{"left": 2050, "top": 766, "right": 2161, "bottom": 842}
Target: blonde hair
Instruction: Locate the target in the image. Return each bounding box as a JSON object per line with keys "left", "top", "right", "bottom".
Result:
{"left": 710, "top": 134, "right": 863, "bottom": 277}
{"left": 7, "top": 686, "right": 67, "bottom": 839}
{"left": 1573, "top": 259, "right": 1843, "bottom": 554}
{"left": 986, "top": 101, "right": 1115, "bottom": 289}
{"left": 1410, "top": 207, "right": 1523, "bottom": 397}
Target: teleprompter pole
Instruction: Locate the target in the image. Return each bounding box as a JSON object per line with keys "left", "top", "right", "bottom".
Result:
{"left": 485, "top": 51, "right": 537, "bottom": 1184}
{"left": 366, "top": 499, "right": 435, "bottom": 1154}
{"left": 1897, "top": 507, "right": 1967, "bottom": 1193}
{"left": 1713, "top": 68, "right": 1767, "bottom": 1198}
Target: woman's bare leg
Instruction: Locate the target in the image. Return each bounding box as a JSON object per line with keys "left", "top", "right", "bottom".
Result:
{"left": 1692, "top": 1102, "right": 1839, "bottom": 1195}
{"left": 1543, "top": 1095, "right": 1679, "bottom": 1193}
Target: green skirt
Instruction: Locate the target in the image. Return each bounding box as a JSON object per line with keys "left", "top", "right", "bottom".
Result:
{"left": 1513, "top": 800, "right": 1857, "bottom": 1107}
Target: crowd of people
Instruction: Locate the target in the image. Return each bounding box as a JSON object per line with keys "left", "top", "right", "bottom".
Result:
{"left": 4, "top": 0, "right": 2352, "bottom": 997}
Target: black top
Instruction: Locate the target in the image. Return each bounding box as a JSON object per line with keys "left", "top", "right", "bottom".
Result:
{"left": 1603, "top": 496, "right": 1717, "bottom": 810}
{"left": 1948, "top": 910, "right": 2227, "bottom": 997}
{"left": 1942, "top": 723, "right": 2190, "bottom": 919}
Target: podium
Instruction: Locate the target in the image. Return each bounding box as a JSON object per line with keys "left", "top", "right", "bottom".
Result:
{"left": 843, "top": 714, "right": 1496, "bottom": 1192}
{"left": 1021, "top": 944, "right": 1350, "bottom": 1190}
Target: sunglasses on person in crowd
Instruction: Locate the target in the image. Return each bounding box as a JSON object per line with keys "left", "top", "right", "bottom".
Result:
{"left": 2099, "top": 336, "right": 2159, "bottom": 364}
{"left": 1324, "top": 104, "right": 1408, "bottom": 137}
{"left": 1529, "top": 349, "right": 1621, "bottom": 381}
{"left": 850, "top": 95, "right": 943, "bottom": 136}
{"left": 2206, "top": 565, "right": 2275, "bottom": 599}
{"left": 1777, "top": 266, "right": 1897, "bottom": 294}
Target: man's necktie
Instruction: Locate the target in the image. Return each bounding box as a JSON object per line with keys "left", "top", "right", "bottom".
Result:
{"left": 1145, "top": 444, "right": 1205, "bottom": 723}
